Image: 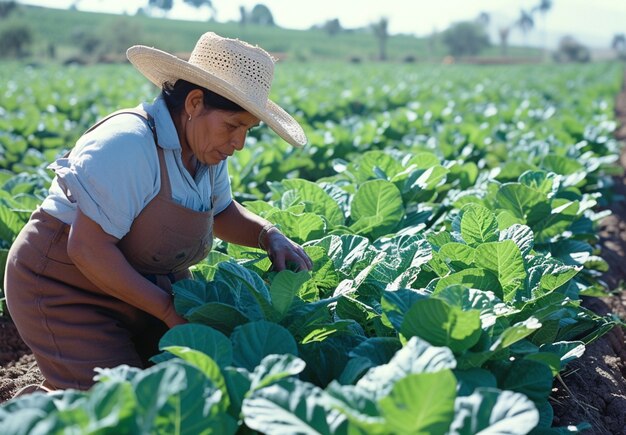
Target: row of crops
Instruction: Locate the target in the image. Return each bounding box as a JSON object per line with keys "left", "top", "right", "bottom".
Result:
{"left": 0, "top": 60, "right": 624, "bottom": 433}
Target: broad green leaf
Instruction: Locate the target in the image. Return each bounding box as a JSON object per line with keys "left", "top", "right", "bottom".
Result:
{"left": 534, "top": 200, "right": 579, "bottom": 242}
{"left": 539, "top": 341, "right": 585, "bottom": 370}
{"left": 491, "top": 317, "right": 542, "bottom": 352}
{"left": 223, "top": 367, "right": 251, "bottom": 419}
{"left": 439, "top": 243, "right": 476, "bottom": 270}
{"left": 243, "top": 378, "right": 345, "bottom": 435}
{"left": 381, "top": 289, "right": 430, "bottom": 331}
{"left": 156, "top": 323, "right": 232, "bottom": 367}
{"left": 499, "top": 224, "right": 534, "bottom": 257}
{"left": 408, "top": 152, "right": 441, "bottom": 169}
{"left": 172, "top": 279, "right": 212, "bottom": 316}
{"left": 299, "top": 246, "right": 340, "bottom": 301}
{"left": 162, "top": 346, "right": 230, "bottom": 412}
{"left": 453, "top": 368, "right": 497, "bottom": 396}
{"left": 450, "top": 387, "right": 539, "bottom": 435}
{"left": 270, "top": 210, "right": 326, "bottom": 244}
{"left": 539, "top": 264, "right": 581, "bottom": 293}
{"left": 280, "top": 178, "right": 345, "bottom": 227}
{"left": 204, "top": 262, "right": 272, "bottom": 321}
{"left": 249, "top": 354, "right": 307, "bottom": 392}
{"left": 325, "top": 382, "right": 387, "bottom": 434}
{"left": 518, "top": 170, "right": 556, "bottom": 196}
{"left": 496, "top": 210, "right": 525, "bottom": 229}
{"left": 405, "top": 165, "right": 450, "bottom": 202}
{"left": 133, "top": 360, "right": 236, "bottom": 435}
{"left": 496, "top": 183, "right": 550, "bottom": 225}
{"left": 0, "top": 203, "right": 23, "bottom": 242}
{"left": 311, "top": 234, "right": 375, "bottom": 277}
{"left": 475, "top": 240, "right": 526, "bottom": 301}
{"left": 491, "top": 359, "right": 554, "bottom": 402}
{"left": 231, "top": 321, "right": 298, "bottom": 371}
{"left": 300, "top": 320, "right": 358, "bottom": 344}
{"left": 541, "top": 154, "right": 584, "bottom": 175}
{"left": 401, "top": 298, "right": 482, "bottom": 353}
{"left": 460, "top": 204, "right": 499, "bottom": 246}
{"left": 524, "top": 352, "right": 562, "bottom": 376}
{"left": 379, "top": 371, "right": 456, "bottom": 434}
{"left": 357, "top": 336, "right": 456, "bottom": 399}
{"left": 349, "top": 179, "right": 404, "bottom": 240}
{"left": 269, "top": 270, "right": 311, "bottom": 320}
{"left": 434, "top": 268, "right": 503, "bottom": 299}
{"left": 298, "top": 334, "right": 364, "bottom": 387}
{"left": 344, "top": 337, "right": 402, "bottom": 372}
{"left": 372, "top": 234, "right": 432, "bottom": 279}
{"left": 187, "top": 303, "right": 249, "bottom": 336}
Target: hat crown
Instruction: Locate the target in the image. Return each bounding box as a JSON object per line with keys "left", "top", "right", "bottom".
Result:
{"left": 188, "top": 32, "right": 275, "bottom": 105}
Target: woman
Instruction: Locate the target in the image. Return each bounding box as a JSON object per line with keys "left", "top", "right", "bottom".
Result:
{"left": 4, "top": 32, "right": 312, "bottom": 392}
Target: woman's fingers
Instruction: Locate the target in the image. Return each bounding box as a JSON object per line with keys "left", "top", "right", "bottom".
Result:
{"left": 267, "top": 237, "right": 313, "bottom": 272}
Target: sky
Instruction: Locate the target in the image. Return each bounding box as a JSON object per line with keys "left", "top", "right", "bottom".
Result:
{"left": 17, "top": 0, "right": 626, "bottom": 49}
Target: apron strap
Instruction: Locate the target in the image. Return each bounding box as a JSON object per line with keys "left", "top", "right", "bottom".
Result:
{"left": 83, "top": 108, "right": 158, "bottom": 144}
{"left": 156, "top": 147, "right": 173, "bottom": 199}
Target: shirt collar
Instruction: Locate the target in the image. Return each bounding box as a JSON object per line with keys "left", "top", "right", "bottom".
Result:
{"left": 140, "top": 93, "right": 181, "bottom": 150}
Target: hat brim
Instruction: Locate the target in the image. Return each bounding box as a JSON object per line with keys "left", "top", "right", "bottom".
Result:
{"left": 127, "top": 45, "right": 306, "bottom": 147}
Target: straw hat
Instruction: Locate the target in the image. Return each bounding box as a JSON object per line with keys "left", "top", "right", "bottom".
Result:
{"left": 126, "top": 32, "right": 306, "bottom": 147}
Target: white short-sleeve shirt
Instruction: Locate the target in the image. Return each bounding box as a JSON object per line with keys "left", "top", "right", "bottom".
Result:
{"left": 40, "top": 94, "right": 233, "bottom": 239}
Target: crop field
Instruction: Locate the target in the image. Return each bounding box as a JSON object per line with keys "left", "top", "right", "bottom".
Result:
{"left": 0, "top": 60, "right": 625, "bottom": 433}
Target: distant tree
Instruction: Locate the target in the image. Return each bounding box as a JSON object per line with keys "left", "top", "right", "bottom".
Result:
{"left": 612, "top": 33, "right": 626, "bottom": 60}
{"left": 0, "top": 23, "right": 33, "bottom": 58}
{"left": 148, "top": 0, "right": 173, "bottom": 15}
{"left": 532, "top": 0, "right": 552, "bottom": 56}
{"left": 554, "top": 36, "right": 590, "bottom": 63}
{"left": 249, "top": 4, "right": 274, "bottom": 26}
{"left": 99, "top": 18, "right": 144, "bottom": 58}
{"left": 442, "top": 21, "right": 490, "bottom": 57}
{"left": 239, "top": 6, "right": 247, "bottom": 26}
{"left": 371, "top": 17, "right": 389, "bottom": 61}
{"left": 0, "top": 1, "right": 17, "bottom": 19}
{"left": 323, "top": 18, "right": 342, "bottom": 36}
{"left": 428, "top": 28, "right": 440, "bottom": 59}
{"left": 516, "top": 9, "right": 534, "bottom": 46}
{"left": 498, "top": 26, "right": 511, "bottom": 56}
{"left": 71, "top": 27, "right": 101, "bottom": 55}
{"left": 183, "top": 0, "right": 216, "bottom": 19}
{"left": 475, "top": 11, "right": 490, "bottom": 27}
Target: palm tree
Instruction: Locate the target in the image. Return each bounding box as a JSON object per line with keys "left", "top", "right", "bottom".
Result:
{"left": 533, "top": 0, "right": 553, "bottom": 56}
{"left": 148, "top": 0, "right": 173, "bottom": 16}
{"left": 612, "top": 33, "right": 626, "bottom": 60}
{"left": 516, "top": 9, "right": 534, "bottom": 49}
{"left": 498, "top": 26, "right": 511, "bottom": 56}
{"left": 476, "top": 11, "right": 490, "bottom": 28}
{"left": 372, "top": 17, "right": 389, "bottom": 61}
{"left": 183, "top": 0, "right": 216, "bottom": 20}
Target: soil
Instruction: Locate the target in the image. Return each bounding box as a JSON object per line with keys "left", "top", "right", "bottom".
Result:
{"left": 1, "top": 73, "right": 626, "bottom": 435}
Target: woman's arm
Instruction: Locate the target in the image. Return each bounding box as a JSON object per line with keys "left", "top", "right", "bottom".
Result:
{"left": 214, "top": 200, "right": 312, "bottom": 271}
{"left": 67, "top": 208, "right": 187, "bottom": 328}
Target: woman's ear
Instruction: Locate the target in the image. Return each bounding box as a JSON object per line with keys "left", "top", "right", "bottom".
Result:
{"left": 184, "top": 89, "right": 205, "bottom": 118}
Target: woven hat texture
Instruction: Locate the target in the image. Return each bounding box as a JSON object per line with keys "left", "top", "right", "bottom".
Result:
{"left": 127, "top": 32, "right": 306, "bottom": 147}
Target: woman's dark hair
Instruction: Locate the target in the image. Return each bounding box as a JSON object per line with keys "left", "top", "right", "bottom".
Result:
{"left": 162, "top": 79, "right": 245, "bottom": 115}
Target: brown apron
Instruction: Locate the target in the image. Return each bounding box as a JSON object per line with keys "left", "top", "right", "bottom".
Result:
{"left": 4, "top": 110, "right": 215, "bottom": 390}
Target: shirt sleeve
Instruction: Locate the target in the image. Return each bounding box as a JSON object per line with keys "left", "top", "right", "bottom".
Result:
{"left": 47, "top": 115, "right": 159, "bottom": 239}
{"left": 211, "top": 160, "right": 233, "bottom": 215}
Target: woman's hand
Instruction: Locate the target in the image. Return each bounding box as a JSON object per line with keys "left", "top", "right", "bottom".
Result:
{"left": 263, "top": 227, "right": 313, "bottom": 272}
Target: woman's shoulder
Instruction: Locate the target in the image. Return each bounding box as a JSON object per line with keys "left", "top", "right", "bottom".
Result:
{"left": 74, "top": 111, "right": 157, "bottom": 159}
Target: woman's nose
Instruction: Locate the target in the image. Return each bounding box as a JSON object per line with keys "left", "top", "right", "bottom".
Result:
{"left": 232, "top": 131, "right": 247, "bottom": 151}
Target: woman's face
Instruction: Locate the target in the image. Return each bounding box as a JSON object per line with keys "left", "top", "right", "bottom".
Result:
{"left": 186, "top": 108, "right": 260, "bottom": 165}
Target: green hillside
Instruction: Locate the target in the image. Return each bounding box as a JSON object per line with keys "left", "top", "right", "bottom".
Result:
{"left": 2, "top": 4, "right": 540, "bottom": 63}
